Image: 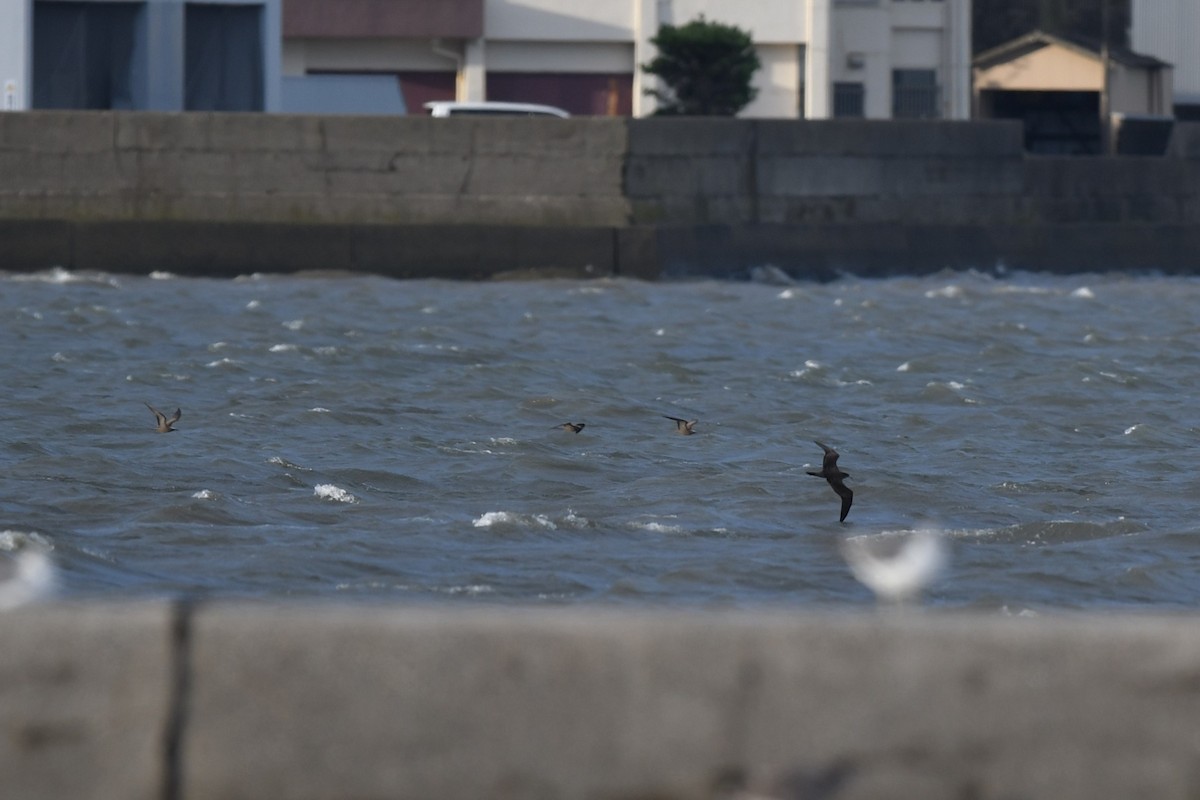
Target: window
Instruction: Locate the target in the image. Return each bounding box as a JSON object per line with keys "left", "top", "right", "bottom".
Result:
{"left": 892, "top": 69, "right": 939, "bottom": 119}
{"left": 833, "top": 82, "right": 865, "bottom": 118}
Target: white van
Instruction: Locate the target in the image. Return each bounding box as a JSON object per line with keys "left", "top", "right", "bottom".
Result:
{"left": 424, "top": 101, "right": 570, "bottom": 118}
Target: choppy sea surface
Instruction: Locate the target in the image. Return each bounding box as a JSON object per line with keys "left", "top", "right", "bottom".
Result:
{"left": 2, "top": 267, "right": 1199, "bottom": 612}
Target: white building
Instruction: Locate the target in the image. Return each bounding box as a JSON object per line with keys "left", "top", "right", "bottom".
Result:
{"left": 1131, "top": 0, "right": 1200, "bottom": 119}
{"left": 282, "top": 0, "right": 972, "bottom": 119}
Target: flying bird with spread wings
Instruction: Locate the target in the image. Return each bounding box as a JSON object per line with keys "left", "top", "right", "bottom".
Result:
{"left": 807, "top": 440, "right": 853, "bottom": 522}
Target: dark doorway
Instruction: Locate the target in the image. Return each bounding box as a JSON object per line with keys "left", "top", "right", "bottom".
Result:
{"left": 33, "top": 1, "right": 140, "bottom": 109}
{"left": 185, "top": 3, "right": 264, "bottom": 111}
{"left": 978, "top": 89, "right": 1101, "bottom": 154}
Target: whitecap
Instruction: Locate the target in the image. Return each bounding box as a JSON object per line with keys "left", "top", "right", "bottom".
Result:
{"left": 310, "top": 407, "right": 331, "bottom": 413}
{"left": 314, "top": 484, "right": 357, "bottom": 503}
{"left": 1123, "top": 424, "right": 1141, "bottom": 435}
{"left": 896, "top": 361, "right": 911, "bottom": 372}
{"left": 283, "top": 319, "right": 304, "bottom": 331}
{"left": 0, "top": 531, "right": 53, "bottom": 552}
{"left": 269, "top": 343, "right": 298, "bottom": 353}
{"left": 472, "top": 511, "right": 556, "bottom": 530}
{"left": 149, "top": 271, "right": 176, "bottom": 280}
{"left": 206, "top": 357, "right": 239, "bottom": 368}
{"left": 442, "top": 584, "right": 495, "bottom": 596}
{"left": 629, "top": 520, "right": 684, "bottom": 534}
{"left": 191, "top": 490, "right": 216, "bottom": 499}
{"left": 268, "top": 456, "right": 309, "bottom": 470}
{"left": 51, "top": 352, "right": 70, "bottom": 362}
{"left": 561, "top": 511, "right": 591, "bottom": 529}
{"left": 924, "top": 285, "right": 963, "bottom": 299}
{"left": 1070, "top": 287, "right": 1095, "bottom": 299}
{"left": 245, "top": 299, "right": 262, "bottom": 309}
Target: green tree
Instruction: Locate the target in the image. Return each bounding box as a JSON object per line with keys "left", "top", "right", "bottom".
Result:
{"left": 641, "top": 15, "right": 761, "bottom": 116}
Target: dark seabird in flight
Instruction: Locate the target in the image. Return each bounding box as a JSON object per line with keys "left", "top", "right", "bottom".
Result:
{"left": 663, "top": 415, "right": 697, "bottom": 435}
{"left": 556, "top": 422, "right": 586, "bottom": 433}
{"left": 146, "top": 403, "right": 182, "bottom": 433}
{"left": 807, "top": 440, "right": 853, "bottom": 522}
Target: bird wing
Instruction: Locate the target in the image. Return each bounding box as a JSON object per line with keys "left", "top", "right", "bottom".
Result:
{"left": 145, "top": 403, "right": 166, "bottom": 425}
{"left": 830, "top": 478, "right": 853, "bottom": 522}
{"left": 169, "top": 408, "right": 182, "bottom": 424}
{"left": 815, "top": 441, "right": 840, "bottom": 470}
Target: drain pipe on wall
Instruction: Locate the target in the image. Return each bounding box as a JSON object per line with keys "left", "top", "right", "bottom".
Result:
{"left": 432, "top": 38, "right": 486, "bottom": 102}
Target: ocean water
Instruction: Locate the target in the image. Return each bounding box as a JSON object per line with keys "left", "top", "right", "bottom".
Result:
{"left": 2, "top": 267, "right": 1199, "bottom": 611}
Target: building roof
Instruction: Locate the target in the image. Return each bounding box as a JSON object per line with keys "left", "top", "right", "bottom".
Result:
{"left": 284, "top": 0, "right": 483, "bottom": 39}
{"left": 973, "top": 30, "right": 1171, "bottom": 72}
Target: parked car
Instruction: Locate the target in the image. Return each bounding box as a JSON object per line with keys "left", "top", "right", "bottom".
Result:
{"left": 424, "top": 101, "right": 570, "bottom": 118}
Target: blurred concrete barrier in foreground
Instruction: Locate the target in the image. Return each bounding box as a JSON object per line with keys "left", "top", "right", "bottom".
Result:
{"left": 3, "top": 604, "right": 1200, "bottom": 800}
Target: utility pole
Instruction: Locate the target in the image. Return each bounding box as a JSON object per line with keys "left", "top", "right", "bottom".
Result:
{"left": 1099, "top": 0, "right": 1112, "bottom": 154}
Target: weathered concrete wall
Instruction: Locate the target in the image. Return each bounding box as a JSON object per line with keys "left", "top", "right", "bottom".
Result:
{"left": 8, "top": 604, "right": 1200, "bottom": 800}
{"left": 0, "top": 111, "right": 629, "bottom": 227}
{"left": 1, "top": 112, "right": 1199, "bottom": 277}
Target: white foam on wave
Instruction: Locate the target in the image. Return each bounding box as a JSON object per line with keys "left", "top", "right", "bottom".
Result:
{"left": 0, "top": 530, "right": 53, "bottom": 552}
{"left": 473, "top": 511, "right": 557, "bottom": 530}
{"left": 191, "top": 489, "right": 216, "bottom": 500}
{"left": 149, "top": 271, "right": 176, "bottom": 280}
{"left": 269, "top": 343, "right": 298, "bottom": 353}
{"left": 268, "top": 456, "right": 310, "bottom": 471}
{"left": 1071, "top": 286, "right": 1095, "bottom": 299}
{"left": 896, "top": 361, "right": 911, "bottom": 372}
{"left": 11, "top": 266, "right": 118, "bottom": 286}
{"left": 629, "top": 520, "right": 684, "bottom": 534}
{"left": 205, "top": 357, "right": 240, "bottom": 368}
{"left": 1123, "top": 424, "right": 1141, "bottom": 435}
{"left": 283, "top": 319, "right": 304, "bottom": 331}
{"left": 561, "top": 511, "right": 591, "bottom": 529}
{"left": 925, "top": 285, "right": 963, "bottom": 299}
{"left": 314, "top": 484, "right": 358, "bottom": 503}
{"left": 310, "top": 407, "right": 331, "bottom": 413}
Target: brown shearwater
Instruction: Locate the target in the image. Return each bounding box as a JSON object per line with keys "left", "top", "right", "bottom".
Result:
{"left": 556, "top": 422, "right": 586, "bottom": 433}
{"left": 663, "top": 415, "right": 697, "bottom": 435}
{"left": 146, "top": 403, "right": 182, "bottom": 433}
{"left": 807, "top": 440, "right": 853, "bottom": 522}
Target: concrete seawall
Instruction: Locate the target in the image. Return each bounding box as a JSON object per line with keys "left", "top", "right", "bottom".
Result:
{"left": 7, "top": 604, "right": 1200, "bottom": 800}
{"left": 1, "top": 112, "right": 1199, "bottom": 277}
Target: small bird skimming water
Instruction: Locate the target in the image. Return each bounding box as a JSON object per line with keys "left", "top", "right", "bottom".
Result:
{"left": 146, "top": 403, "right": 182, "bottom": 433}
{"left": 807, "top": 440, "right": 853, "bottom": 522}
{"left": 663, "top": 415, "right": 698, "bottom": 435}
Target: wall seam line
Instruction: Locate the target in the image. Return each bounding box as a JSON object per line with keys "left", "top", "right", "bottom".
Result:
{"left": 162, "top": 598, "right": 197, "bottom": 800}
